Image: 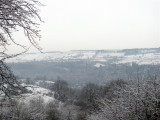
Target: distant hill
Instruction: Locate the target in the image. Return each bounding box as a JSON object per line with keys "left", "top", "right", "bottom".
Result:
{"left": 7, "top": 48, "right": 160, "bottom": 65}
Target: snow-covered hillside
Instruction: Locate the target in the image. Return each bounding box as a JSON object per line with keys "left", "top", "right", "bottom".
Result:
{"left": 19, "top": 84, "right": 55, "bottom": 103}
{"left": 7, "top": 48, "right": 160, "bottom": 65}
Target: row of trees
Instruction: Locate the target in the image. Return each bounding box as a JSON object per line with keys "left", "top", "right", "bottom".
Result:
{"left": 90, "top": 80, "right": 160, "bottom": 120}
{"left": 0, "top": 97, "right": 68, "bottom": 120}
{"left": 1, "top": 76, "right": 160, "bottom": 120}
{"left": 49, "top": 79, "right": 127, "bottom": 119}
{"left": 49, "top": 77, "right": 160, "bottom": 120}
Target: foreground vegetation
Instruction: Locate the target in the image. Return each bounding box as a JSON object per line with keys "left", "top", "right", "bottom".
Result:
{"left": 0, "top": 74, "right": 160, "bottom": 120}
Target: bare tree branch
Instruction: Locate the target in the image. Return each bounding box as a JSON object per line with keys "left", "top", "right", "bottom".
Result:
{"left": 0, "top": 0, "right": 43, "bottom": 97}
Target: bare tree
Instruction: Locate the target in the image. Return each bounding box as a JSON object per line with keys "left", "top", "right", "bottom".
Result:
{"left": 0, "top": 0, "right": 42, "bottom": 97}
{"left": 51, "top": 79, "right": 69, "bottom": 102}
{"left": 89, "top": 79, "right": 160, "bottom": 120}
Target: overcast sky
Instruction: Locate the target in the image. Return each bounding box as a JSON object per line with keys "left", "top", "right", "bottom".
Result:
{"left": 14, "top": 0, "right": 160, "bottom": 52}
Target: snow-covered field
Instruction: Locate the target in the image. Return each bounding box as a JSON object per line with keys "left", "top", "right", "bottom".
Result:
{"left": 7, "top": 48, "right": 160, "bottom": 65}
{"left": 20, "top": 84, "right": 55, "bottom": 103}
{"left": 116, "top": 53, "right": 160, "bottom": 65}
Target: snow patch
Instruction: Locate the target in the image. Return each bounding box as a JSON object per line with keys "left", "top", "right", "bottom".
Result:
{"left": 21, "top": 84, "right": 55, "bottom": 103}
{"left": 94, "top": 63, "right": 105, "bottom": 68}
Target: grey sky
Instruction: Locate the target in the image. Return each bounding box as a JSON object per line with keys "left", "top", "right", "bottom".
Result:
{"left": 14, "top": 0, "right": 160, "bottom": 52}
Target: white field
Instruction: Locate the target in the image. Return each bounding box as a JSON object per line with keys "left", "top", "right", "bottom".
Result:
{"left": 7, "top": 49, "right": 160, "bottom": 65}
{"left": 20, "top": 84, "right": 55, "bottom": 103}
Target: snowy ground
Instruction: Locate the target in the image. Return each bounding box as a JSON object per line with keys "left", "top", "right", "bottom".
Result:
{"left": 20, "top": 84, "right": 55, "bottom": 103}
{"left": 7, "top": 48, "right": 160, "bottom": 65}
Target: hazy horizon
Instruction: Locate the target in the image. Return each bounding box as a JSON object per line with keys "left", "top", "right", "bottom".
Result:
{"left": 20, "top": 47, "right": 160, "bottom": 54}
{"left": 10, "top": 0, "right": 160, "bottom": 53}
